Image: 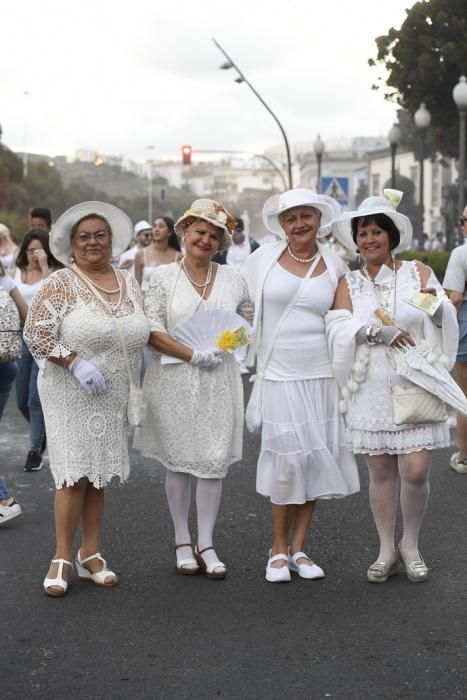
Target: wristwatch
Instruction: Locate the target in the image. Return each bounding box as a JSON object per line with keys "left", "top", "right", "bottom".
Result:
{"left": 365, "top": 325, "right": 380, "bottom": 345}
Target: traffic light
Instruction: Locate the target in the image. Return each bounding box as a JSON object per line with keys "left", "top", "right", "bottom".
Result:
{"left": 182, "top": 145, "right": 192, "bottom": 165}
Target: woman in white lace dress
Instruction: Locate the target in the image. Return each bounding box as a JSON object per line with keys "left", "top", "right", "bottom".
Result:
{"left": 24, "top": 202, "right": 150, "bottom": 597}
{"left": 329, "top": 190, "right": 458, "bottom": 584}
{"left": 134, "top": 199, "right": 253, "bottom": 579}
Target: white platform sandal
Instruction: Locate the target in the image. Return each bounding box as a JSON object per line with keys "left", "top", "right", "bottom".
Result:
{"left": 75, "top": 551, "right": 118, "bottom": 587}
{"left": 43, "top": 558, "right": 73, "bottom": 597}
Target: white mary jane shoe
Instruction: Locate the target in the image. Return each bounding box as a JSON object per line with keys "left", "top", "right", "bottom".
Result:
{"left": 43, "top": 558, "right": 73, "bottom": 597}
{"left": 75, "top": 551, "right": 118, "bottom": 587}
{"left": 288, "top": 550, "right": 325, "bottom": 580}
{"left": 265, "top": 551, "right": 291, "bottom": 583}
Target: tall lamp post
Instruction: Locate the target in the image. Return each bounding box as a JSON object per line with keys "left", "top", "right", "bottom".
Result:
{"left": 414, "top": 103, "right": 431, "bottom": 238}
{"left": 147, "top": 145, "right": 154, "bottom": 224}
{"left": 453, "top": 75, "right": 467, "bottom": 217}
{"left": 388, "top": 123, "right": 401, "bottom": 189}
{"left": 213, "top": 37, "right": 293, "bottom": 189}
{"left": 313, "top": 135, "right": 325, "bottom": 193}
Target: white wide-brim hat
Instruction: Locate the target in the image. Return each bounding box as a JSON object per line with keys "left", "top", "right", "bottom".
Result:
{"left": 174, "top": 199, "right": 235, "bottom": 252}
{"left": 50, "top": 201, "right": 133, "bottom": 266}
{"left": 333, "top": 189, "right": 413, "bottom": 254}
{"left": 262, "top": 188, "right": 342, "bottom": 238}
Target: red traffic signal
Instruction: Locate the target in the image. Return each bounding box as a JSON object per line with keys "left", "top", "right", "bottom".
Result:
{"left": 182, "top": 145, "right": 192, "bottom": 165}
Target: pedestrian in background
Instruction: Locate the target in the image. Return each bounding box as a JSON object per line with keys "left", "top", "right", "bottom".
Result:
{"left": 443, "top": 205, "right": 467, "bottom": 473}
{"left": 329, "top": 190, "right": 457, "bottom": 583}
{"left": 24, "top": 202, "right": 149, "bottom": 596}
{"left": 135, "top": 199, "right": 253, "bottom": 579}
{"left": 10, "top": 229, "right": 55, "bottom": 472}
{"left": 0, "top": 261, "right": 28, "bottom": 525}
{"left": 28, "top": 207, "right": 52, "bottom": 233}
{"left": 242, "top": 189, "right": 359, "bottom": 584}
{"left": 0, "top": 223, "right": 18, "bottom": 269}
{"left": 118, "top": 219, "right": 153, "bottom": 275}
{"left": 135, "top": 216, "right": 181, "bottom": 293}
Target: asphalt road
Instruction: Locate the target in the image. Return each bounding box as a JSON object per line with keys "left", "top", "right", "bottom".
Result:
{"left": 2, "top": 382, "right": 467, "bottom": 700}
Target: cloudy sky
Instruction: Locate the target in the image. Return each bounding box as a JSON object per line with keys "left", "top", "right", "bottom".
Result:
{"left": 1, "top": 0, "right": 414, "bottom": 163}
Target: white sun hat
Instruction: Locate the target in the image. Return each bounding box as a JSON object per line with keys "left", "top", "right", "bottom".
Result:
{"left": 50, "top": 201, "right": 133, "bottom": 266}
{"left": 175, "top": 199, "right": 236, "bottom": 252}
{"left": 333, "top": 189, "right": 413, "bottom": 254}
{"left": 262, "top": 188, "right": 342, "bottom": 238}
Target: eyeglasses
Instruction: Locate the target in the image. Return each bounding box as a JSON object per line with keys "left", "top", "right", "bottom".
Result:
{"left": 74, "top": 230, "right": 110, "bottom": 243}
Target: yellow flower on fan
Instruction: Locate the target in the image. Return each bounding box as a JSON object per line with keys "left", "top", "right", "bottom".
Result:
{"left": 216, "top": 326, "right": 251, "bottom": 352}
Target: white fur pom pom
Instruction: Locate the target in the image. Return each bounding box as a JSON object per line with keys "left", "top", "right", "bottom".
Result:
{"left": 347, "top": 380, "right": 359, "bottom": 393}
{"left": 353, "top": 370, "right": 366, "bottom": 382}
{"left": 439, "top": 354, "right": 450, "bottom": 368}
{"left": 339, "top": 399, "right": 347, "bottom": 413}
{"left": 341, "top": 386, "right": 350, "bottom": 400}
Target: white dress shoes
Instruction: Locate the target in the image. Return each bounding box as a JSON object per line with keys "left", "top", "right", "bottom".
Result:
{"left": 265, "top": 551, "right": 291, "bottom": 583}
{"left": 288, "top": 550, "right": 325, "bottom": 580}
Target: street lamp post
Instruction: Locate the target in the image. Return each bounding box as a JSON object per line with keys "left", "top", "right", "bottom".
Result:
{"left": 147, "top": 145, "right": 154, "bottom": 224}
{"left": 388, "top": 123, "right": 401, "bottom": 189}
{"left": 414, "top": 103, "right": 431, "bottom": 239}
{"left": 313, "top": 135, "right": 325, "bottom": 193}
{"left": 453, "top": 75, "right": 467, "bottom": 218}
{"left": 213, "top": 37, "right": 293, "bottom": 189}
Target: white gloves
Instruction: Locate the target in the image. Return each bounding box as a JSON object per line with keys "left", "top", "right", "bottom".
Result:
{"left": 71, "top": 358, "right": 106, "bottom": 395}
{"left": 190, "top": 349, "right": 224, "bottom": 370}
{"left": 0, "top": 273, "right": 17, "bottom": 294}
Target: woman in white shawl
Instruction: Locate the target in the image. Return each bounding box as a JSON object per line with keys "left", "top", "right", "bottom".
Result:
{"left": 327, "top": 190, "right": 458, "bottom": 584}
{"left": 242, "top": 189, "right": 359, "bottom": 583}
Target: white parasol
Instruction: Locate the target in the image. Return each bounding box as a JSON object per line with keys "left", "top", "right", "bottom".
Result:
{"left": 390, "top": 341, "right": 467, "bottom": 416}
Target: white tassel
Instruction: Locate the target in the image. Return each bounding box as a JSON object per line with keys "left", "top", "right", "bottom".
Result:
{"left": 341, "top": 386, "right": 350, "bottom": 400}
{"left": 347, "top": 380, "right": 359, "bottom": 393}
{"left": 353, "top": 369, "right": 366, "bottom": 382}
{"left": 339, "top": 399, "right": 347, "bottom": 413}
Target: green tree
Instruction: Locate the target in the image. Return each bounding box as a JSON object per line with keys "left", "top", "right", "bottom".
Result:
{"left": 370, "top": 0, "right": 467, "bottom": 157}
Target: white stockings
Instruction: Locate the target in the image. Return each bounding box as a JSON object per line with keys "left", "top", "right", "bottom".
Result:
{"left": 165, "top": 471, "right": 223, "bottom": 569}
{"left": 366, "top": 450, "right": 431, "bottom": 563}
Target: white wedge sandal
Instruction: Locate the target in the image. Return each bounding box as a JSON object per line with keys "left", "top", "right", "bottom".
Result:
{"left": 75, "top": 551, "right": 118, "bottom": 587}
{"left": 43, "top": 558, "right": 73, "bottom": 597}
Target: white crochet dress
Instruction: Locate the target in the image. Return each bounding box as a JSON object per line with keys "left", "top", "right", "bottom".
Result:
{"left": 133, "top": 263, "right": 254, "bottom": 478}
{"left": 345, "top": 261, "right": 450, "bottom": 454}
{"left": 24, "top": 269, "right": 150, "bottom": 488}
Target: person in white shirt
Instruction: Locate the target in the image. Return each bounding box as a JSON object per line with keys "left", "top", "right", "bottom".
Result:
{"left": 118, "top": 220, "right": 153, "bottom": 276}
{"left": 443, "top": 206, "right": 467, "bottom": 473}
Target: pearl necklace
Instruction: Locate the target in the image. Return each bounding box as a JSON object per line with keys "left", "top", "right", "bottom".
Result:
{"left": 181, "top": 258, "right": 212, "bottom": 289}
{"left": 287, "top": 246, "right": 319, "bottom": 264}
{"left": 72, "top": 263, "right": 120, "bottom": 294}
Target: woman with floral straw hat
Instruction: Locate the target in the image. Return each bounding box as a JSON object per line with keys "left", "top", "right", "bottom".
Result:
{"left": 134, "top": 199, "right": 253, "bottom": 579}
{"left": 241, "top": 188, "right": 359, "bottom": 584}
{"left": 24, "top": 201, "right": 150, "bottom": 596}
{"left": 327, "top": 189, "right": 458, "bottom": 584}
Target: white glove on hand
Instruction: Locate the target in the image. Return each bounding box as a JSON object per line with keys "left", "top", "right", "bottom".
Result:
{"left": 190, "top": 349, "right": 224, "bottom": 370}
{"left": 0, "top": 273, "right": 17, "bottom": 294}
{"left": 72, "top": 358, "right": 106, "bottom": 395}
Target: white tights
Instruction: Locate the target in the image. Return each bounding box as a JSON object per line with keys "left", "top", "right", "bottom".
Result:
{"left": 366, "top": 450, "right": 431, "bottom": 562}
{"left": 165, "top": 471, "right": 223, "bottom": 568}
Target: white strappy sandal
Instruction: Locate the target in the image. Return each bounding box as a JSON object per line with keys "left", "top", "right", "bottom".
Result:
{"left": 43, "top": 558, "right": 73, "bottom": 597}
{"left": 75, "top": 551, "right": 118, "bottom": 587}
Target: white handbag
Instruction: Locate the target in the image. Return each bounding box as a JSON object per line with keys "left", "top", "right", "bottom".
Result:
{"left": 392, "top": 383, "right": 447, "bottom": 426}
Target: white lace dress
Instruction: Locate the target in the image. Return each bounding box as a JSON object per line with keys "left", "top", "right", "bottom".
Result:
{"left": 133, "top": 263, "right": 254, "bottom": 478}
{"left": 24, "top": 269, "right": 150, "bottom": 488}
{"left": 345, "top": 261, "right": 450, "bottom": 454}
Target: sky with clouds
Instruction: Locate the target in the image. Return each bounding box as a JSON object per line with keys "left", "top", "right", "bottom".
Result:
{"left": 0, "top": 0, "right": 415, "bottom": 163}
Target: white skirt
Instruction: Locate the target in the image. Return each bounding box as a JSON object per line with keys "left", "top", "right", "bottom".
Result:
{"left": 257, "top": 378, "right": 360, "bottom": 505}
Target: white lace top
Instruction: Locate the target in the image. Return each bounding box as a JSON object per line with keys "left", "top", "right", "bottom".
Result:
{"left": 134, "top": 263, "right": 254, "bottom": 477}
{"left": 345, "top": 261, "right": 450, "bottom": 454}
{"left": 24, "top": 268, "right": 150, "bottom": 488}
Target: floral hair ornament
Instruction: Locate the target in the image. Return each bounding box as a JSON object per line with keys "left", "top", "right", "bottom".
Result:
{"left": 174, "top": 199, "right": 236, "bottom": 252}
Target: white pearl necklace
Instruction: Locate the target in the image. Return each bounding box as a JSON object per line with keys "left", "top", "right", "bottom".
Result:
{"left": 287, "top": 246, "right": 319, "bottom": 264}
{"left": 181, "top": 258, "right": 212, "bottom": 289}
{"left": 72, "top": 263, "right": 120, "bottom": 294}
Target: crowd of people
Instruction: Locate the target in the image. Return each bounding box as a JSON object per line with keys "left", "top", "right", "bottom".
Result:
{"left": 1, "top": 190, "right": 465, "bottom": 596}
